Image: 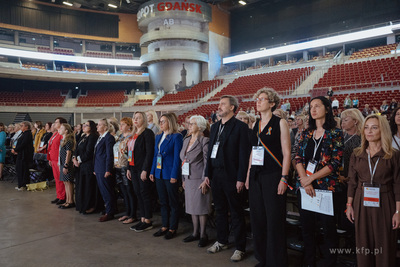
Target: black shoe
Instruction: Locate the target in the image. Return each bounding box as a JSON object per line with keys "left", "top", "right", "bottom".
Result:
{"left": 60, "top": 203, "right": 75, "bottom": 209}
{"left": 135, "top": 222, "right": 153, "bottom": 232}
{"left": 198, "top": 235, "right": 209, "bottom": 247}
{"left": 164, "top": 230, "right": 176, "bottom": 240}
{"left": 51, "top": 198, "right": 60, "bottom": 204}
{"left": 130, "top": 221, "right": 143, "bottom": 231}
{"left": 183, "top": 234, "right": 200, "bottom": 243}
{"left": 56, "top": 199, "right": 66, "bottom": 205}
{"left": 153, "top": 228, "right": 168, "bottom": 237}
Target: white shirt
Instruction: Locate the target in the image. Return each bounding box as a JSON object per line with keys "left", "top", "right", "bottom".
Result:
{"left": 392, "top": 135, "right": 400, "bottom": 150}
{"left": 158, "top": 132, "right": 167, "bottom": 150}
{"left": 332, "top": 100, "right": 339, "bottom": 108}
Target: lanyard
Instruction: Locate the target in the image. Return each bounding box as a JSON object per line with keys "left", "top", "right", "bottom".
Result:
{"left": 312, "top": 131, "right": 323, "bottom": 160}
{"left": 49, "top": 132, "right": 58, "bottom": 145}
{"left": 344, "top": 133, "right": 356, "bottom": 144}
{"left": 216, "top": 124, "right": 225, "bottom": 142}
{"left": 257, "top": 121, "right": 282, "bottom": 167}
{"left": 367, "top": 151, "right": 380, "bottom": 184}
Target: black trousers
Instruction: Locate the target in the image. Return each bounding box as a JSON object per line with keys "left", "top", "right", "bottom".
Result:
{"left": 16, "top": 159, "right": 29, "bottom": 188}
{"left": 249, "top": 171, "right": 287, "bottom": 267}
{"left": 298, "top": 191, "right": 338, "bottom": 267}
{"left": 211, "top": 168, "right": 246, "bottom": 251}
{"left": 76, "top": 163, "right": 102, "bottom": 213}
{"left": 131, "top": 166, "right": 154, "bottom": 219}
{"left": 117, "top": 167, "right": 137, "bottom": 219}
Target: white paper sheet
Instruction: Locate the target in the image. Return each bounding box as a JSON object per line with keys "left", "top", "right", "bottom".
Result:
{"left": 300, "top": 187, "right": 334, "bottom": 216}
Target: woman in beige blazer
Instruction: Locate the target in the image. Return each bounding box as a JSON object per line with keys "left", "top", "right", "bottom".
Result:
{"left": 180, "top": 115, "right": 211, "bottom": 247}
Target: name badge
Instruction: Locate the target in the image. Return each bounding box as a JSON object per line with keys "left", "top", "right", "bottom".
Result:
{"left": 251, "top": 146, "right": 264, "bottom": 166}
{"left": 211, "top": 142, "right": 220, "bottom": 159}
{"left": 157, "top": 154, "right": 162, "bottom": 169}
{"left": 13, "top": 140, "right": 17, "bottom": 149}
{"left": 40, "top": 141, "right": 45, "bottom": 148}
{"left": 363, "top": 183, "right": 380, "bottom": 207}
{"left": 128, "top": 150, "right": 132, "bottom": 162}
{"left": 306, "top": 160, "right": 318, "bottom": 176}
{"left": 182, "top": 162, "right": 190, "bottom": 176}
{"left": 114, "top": 151, "right": 119, "bottom": 164}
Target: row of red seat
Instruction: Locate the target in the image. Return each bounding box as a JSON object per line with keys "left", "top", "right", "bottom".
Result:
{"left": 349, "top": 43, "right": 398, "bottom": 60}
{"left": 76, "top": 90, "right": 127, "bottom": 107}
{"left": 209, "top": 67, "right": 314, "bottom": 102}
{"left": 156, "top": 79, "right": 223, "bottom": 105}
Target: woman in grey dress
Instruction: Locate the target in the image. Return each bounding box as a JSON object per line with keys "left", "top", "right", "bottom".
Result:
{"left": 179, "top": 115, "right": 211, "bottom": 247}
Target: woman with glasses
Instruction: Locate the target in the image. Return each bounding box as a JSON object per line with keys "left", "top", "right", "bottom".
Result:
{"left": 245, "top": 88, "right": 291, "bottom": 267}
{"left": 150, "top": 113, "right": 183, "bottom": 240}
{"left": 73, "top": 120, "right": 100, "bottom": 214}
{"left": 180, "top": 115, "right": 211, "bottom": 247}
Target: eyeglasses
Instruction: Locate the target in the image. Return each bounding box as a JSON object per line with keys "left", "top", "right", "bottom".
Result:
{"left": 159, "top": 120, "right": 167, "bottom": 125}
{"left": 188, "top": 123, "right": 197, "bottom": 126}
{"left": 256, "top": 97, "right": 269, "bottom": 102}
{"left": 83, "top": 124, "right": 89, "bottom": 127}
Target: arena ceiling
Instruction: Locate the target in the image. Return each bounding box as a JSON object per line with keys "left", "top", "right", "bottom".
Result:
{"left": 34, "top": 0, "right": 267, "bottom": 14}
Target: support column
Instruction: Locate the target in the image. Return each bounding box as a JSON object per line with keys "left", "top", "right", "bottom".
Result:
{"left": 50, "top": 36, "right": 54, "bottom": 51}
{"left": 303, "top": 51, "right": 308, "bottom": 61}
{"left": 14, "top": 31, "right": 19, "bottom": 46}
{"left": 112, "top": 43, "right": 116, "bottom": 58}
{"left": 387, "top": 34, "right": 396, "bottom": 45}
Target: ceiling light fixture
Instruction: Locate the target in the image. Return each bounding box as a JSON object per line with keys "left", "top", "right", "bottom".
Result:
{"left": 108, "top": 3, "right": 118, "bottom": 8}
{"left": 239, "top": 0, "right": 247, "bottom": 5}
{"left": 126, "top": 0, "right": 131, "bottom": 3}
{"left": 63, "top": 2, "right": 73, "bottom": 6}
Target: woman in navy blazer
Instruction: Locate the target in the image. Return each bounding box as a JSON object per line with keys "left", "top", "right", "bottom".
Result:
{"left": 94, "top": 118, "right": 116, "bottom": 222}
{"left": 150, "top": 113, "right": 183, "bottom": 240}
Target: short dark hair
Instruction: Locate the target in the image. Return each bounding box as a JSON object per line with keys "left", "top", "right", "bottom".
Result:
{"left": 308, "top": 96, "right": 337, "bottom": 130}
{"left": 55, "top": 117, "right": 67, "bottom": 124}
{"left": 390, "top": 106, "right": 400, "bottom": 136}
{"left": 220, "top": 95, "right": 239, "bottom": 113}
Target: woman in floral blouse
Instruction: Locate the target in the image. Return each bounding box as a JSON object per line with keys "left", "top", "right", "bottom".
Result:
{"left": 295, "top": 96, "right": 344, "bottom": 267}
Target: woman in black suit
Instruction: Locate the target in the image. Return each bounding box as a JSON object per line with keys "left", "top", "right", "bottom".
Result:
{"left": 12, "top": 121, "right": 33, "bottom": 190}
{"left": 73, "top": 120, "right": 101, "bottom": 214}
{"left": 127, "top": 112, "right": 155, "bottom": 232}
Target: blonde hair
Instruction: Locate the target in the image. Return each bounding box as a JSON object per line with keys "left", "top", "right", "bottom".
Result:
{"left": 133, "top": 112, "right": 148, "bottom": 135}
{"left": 99, "top": 118, "right": 113, "bottom": 133}
{"left": 147, "top": 110, "right": 159, "bottom": 126}
{"left": 161, "top": 113, "right": 179, "bottom": 134}
{"left": 60, "top": 123, "right": 76, "bottom": 150}
{"left": 354, "top": 114, "right": 393, "bottom": 159}
{"left": 273, "top": 109, "right": 287, "bottom": 121}
{"left": 236, "top": 111, "right": 250, "bottom": 123}
{"left": 253, "top": 87, "right": 281, "bottom": 112}
{"left": 341, "top": 108, "right": 364, "bottom": 135}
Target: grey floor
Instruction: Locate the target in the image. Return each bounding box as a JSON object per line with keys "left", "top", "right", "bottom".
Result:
{"left": 0, "top": 180, "right": 260, "bottom": 267}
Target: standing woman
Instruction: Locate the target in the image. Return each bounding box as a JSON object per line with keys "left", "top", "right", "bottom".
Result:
{"left": 73, "top": 120, "right": 100, "bottom": 214}
{"left": 146, "top": 110, "right": 160, "bottom": 135}
{"left": 33, "top": 121, "right": 45, "bottom": 153}
{"left": 12, "top": 121, "right": 34, "bottom": 190}
{"left": 180, "top": 115, "right": 211, "bottom": 247}
{"left": 244, "top": 88, "right": 291, "bottom": 267}
{"left": 94, "top": 118, "right": 116, "bottom": 222}
{"left": 114, "top": 117, "right": 136, "bottom": 224}
{"left": 150, "top": 113, "right": 183, "bottom": 240}
{"left": 0, "top": 123, "right": 6, "bottom": 180}
{"left": 346, "top": 115, "right": 400, "bottom": 266}
{"left": 390, "top": 106, "right": 400, "bottom": 150}
{"left": 37, "top": 122, "right": 53, "bottom": 154}
{"left": 127, "top": 112, "right": 155, "bottom": 232}
{"left": 295, "top": 96, "right": 343, "bottom": 267}
{"left": 58, "top": 123, "right": 76, "bottom": 209}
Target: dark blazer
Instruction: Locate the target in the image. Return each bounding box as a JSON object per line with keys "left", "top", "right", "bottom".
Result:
{"left": 133, "top": 128, "right": 155, "bottom": 173}
{"left": 75, "top": 134, "right": 97, "bottom": 166}
{"left": 151, "top": 132, "right": 183, "bottom": 180}
{"left": 94, "top": 132, "right": 115, "bottom": 174}
{"left": 14, "top": 130, "right": 34, "bottom": 164}
{"left": 205, "top": 117, "right": 250, "bottom": 182}
{"left": 180, "top": 135, "right": 209, "bottom": 181}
